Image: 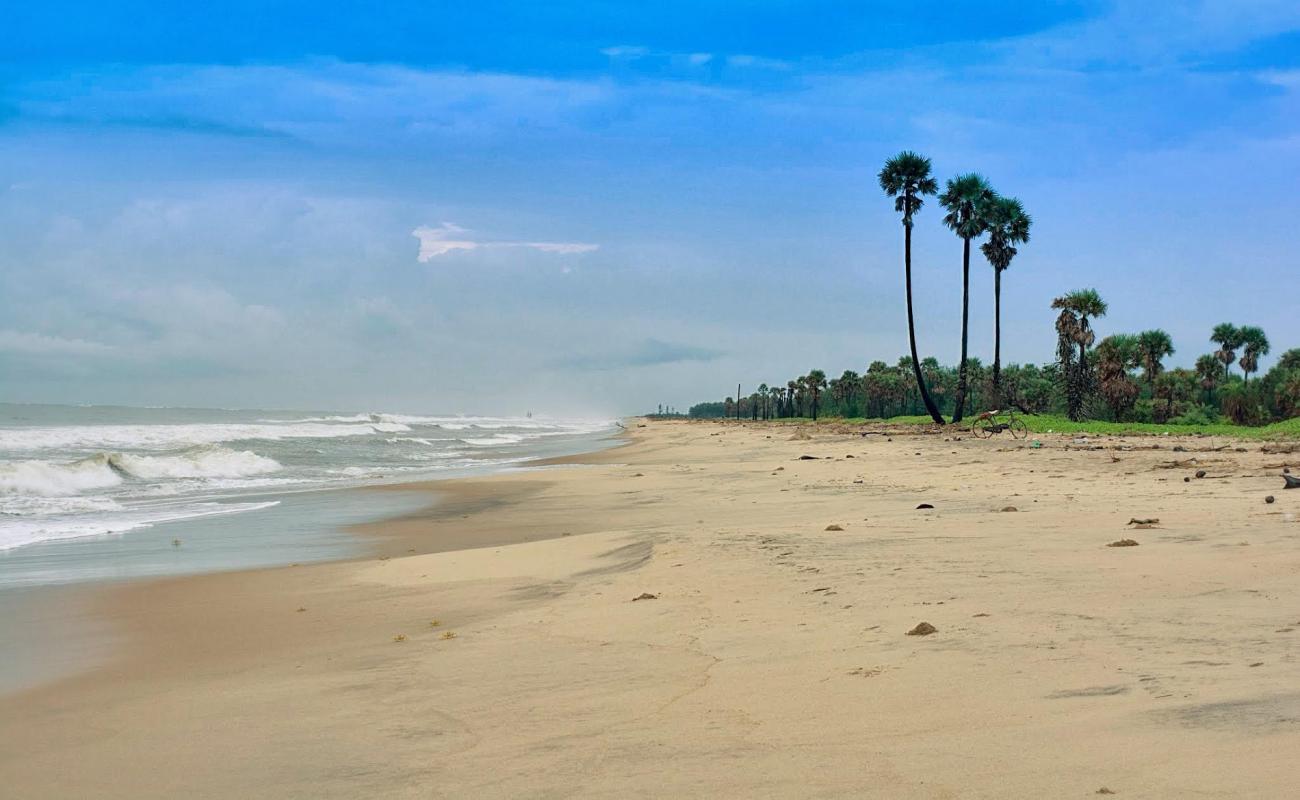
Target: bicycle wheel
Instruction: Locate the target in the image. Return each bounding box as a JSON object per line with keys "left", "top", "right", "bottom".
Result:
{"left": 1007, "top": 418, "right": 1028, "bottom": 439}
{"left": 975, "top": 420, "right": 997, "bottom": 439}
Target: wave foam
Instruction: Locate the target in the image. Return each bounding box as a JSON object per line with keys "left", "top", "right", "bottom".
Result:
{"left": 0, "top": 447, "right": 281, "bottom": 496}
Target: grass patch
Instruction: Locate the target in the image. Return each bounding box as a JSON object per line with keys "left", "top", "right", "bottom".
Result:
{"left": 755, "top": 414, "right": 1300, "bottom": 439}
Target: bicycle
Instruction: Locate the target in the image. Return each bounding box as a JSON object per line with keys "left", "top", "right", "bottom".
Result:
{"left": 971, "top": 408, "right": 1028, "bottom": 440}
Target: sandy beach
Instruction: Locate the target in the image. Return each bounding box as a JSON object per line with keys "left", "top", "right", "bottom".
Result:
{"left": 3, "top": 419, "right": 1299, "bottom": 798}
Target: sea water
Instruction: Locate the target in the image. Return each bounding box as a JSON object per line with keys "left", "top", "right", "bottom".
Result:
{"left": 0, "top": 403, "right": 617, "bottom": 588}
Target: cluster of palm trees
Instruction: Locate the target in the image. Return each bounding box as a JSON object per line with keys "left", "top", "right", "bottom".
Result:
{"left": 1056, "top": 290, "right": 1284, "bottom": 423}
{"left": 878, "top": 151, "right": 1031, "bottom": 425}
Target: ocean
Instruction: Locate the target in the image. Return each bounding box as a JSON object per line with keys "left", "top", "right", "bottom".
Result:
{"left": 0, "top": 403, "right": 617, "bottom": 588}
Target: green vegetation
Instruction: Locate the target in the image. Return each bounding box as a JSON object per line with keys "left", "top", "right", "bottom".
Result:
{"left": 752, "top": 413, "right": 1300, "bottom": 440}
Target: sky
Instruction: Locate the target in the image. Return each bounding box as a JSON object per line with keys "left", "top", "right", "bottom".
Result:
{"left": 2, "top": 1, "right": 1299, "bottom": 415}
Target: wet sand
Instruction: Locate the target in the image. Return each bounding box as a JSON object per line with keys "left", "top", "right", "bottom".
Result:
{"left": 2, "top": 419, "right": 1299, "bottom": 798}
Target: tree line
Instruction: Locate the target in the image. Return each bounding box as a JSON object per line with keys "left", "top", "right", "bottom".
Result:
{"left": 689, "top": 311, "right": 1298, "bottom": 425}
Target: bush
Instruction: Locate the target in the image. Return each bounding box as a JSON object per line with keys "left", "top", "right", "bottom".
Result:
{"left": 1169, "top": 405, "right": 1219, "bottom": 426}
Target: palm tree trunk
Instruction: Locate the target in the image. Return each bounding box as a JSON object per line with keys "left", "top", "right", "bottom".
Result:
{"left": 992, "top": 267, "right": 1002, "bottom": 399}
{"left": 952, "top": 237, "right": 971, "bottom": 423}
{"left": 904, "top": 222, "right": 945, "bottom": 425}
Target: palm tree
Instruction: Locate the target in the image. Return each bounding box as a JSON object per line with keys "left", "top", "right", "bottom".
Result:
{"left": 804, "top": 369, "right": 828, "bottom": 420}
{"left": 1136, "top": 329, "right": 1175, "bottom": 397}
{"left": 1238, "top": 326, "right": 1270, "bottom": 383}
{"left": 1195, "top": 354, "right": 1221, "bottom": 404}
{"left": 1051, "top": 289, "right": 1107, "bottom": 421}
{"left": 939, "top": 173, "right": 995, "bottom": 423}
{"left": 756, "top": 383, "right": 769, "bottom": 419}
{"left": 1210, "top": 323, "right": 1241, "bottom": 381}
{"left": 835, "top": 369, "right": 860, "bottom": 416}
{"left": 979, "top": 195, "right": 1031, "bottom": 398}
{"left": 879, "top": 151, "right": 945, "bottom": 425}
{"left": 1096, "top": 334, "right": 1140, "bottom": 421}
{"left": 785, "top": 380, "right": 798, "bottom": 417}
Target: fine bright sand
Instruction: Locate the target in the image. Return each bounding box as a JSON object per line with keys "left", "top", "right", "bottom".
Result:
{"left": 2, "top": 419, "right": 1300, "bottom": 798}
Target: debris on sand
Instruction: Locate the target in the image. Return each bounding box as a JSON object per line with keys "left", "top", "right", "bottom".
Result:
{"left": 1127, "top": 518, "right": 1159, "bottom": 526}
{"left": 392, "top": 634, "right": 407, "bottom": 643}
{"left": 825, "top": 524, "right": 845, "bottom": 531}
{"left": 1107, "top": 539, "right": 1140, "bottom": 547}
{"left": 798, "top": 455, "right": 820, "bottom": 460}
{"left": 632, "top": 592, "right": 659, "bottom": 601}
{"left": 916, "top": 503, "right": 935, "bottom": 510}
{"left": 632, "top": 472, "right": 644, "bottom": 477}
{"left": 1000, "top": 506, "right": 1018, "bottom": 512}
{"left": 972, "top": 613, "right": 991, "bottom": 618}
{"left": 1096, "top": 788, "right": 1117, "bottom": 795}
{"left": 906, "top": 622, "right": 938, "bottom": 636}
{"left": 1266, "top": 495, "right": 1276, "bottom": 504}
{"left": 440, "top": 631, "right": 458, "bottom": 640}
{"left": 1283, "top": 474, "right": 1300, "bottom": 489}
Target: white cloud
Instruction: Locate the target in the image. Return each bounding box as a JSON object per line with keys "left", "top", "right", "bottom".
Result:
{"left": 524, "top": 242, "right": 600, "bottom": 254}
{"left": 412, "top": 223, "right": 597, "bottom": 262}
{"left": 0, "top": 330, "right": 115, "bottom": 357}
{"left": 688, "top": 53, "right": 713, "bottom": 66}
{"left": 412, "top": 222, "right": 480, "bottom": 261}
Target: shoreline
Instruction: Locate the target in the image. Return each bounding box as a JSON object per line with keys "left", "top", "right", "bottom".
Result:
{"left": 0, "top": 426, "right": 629, "bottom": 696}
{"left": 4, "top": 419, "right": 1300, "bottom": 797}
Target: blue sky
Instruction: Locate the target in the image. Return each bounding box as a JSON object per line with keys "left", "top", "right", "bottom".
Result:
{"left": 2, "top": 1, "right": 1299, "bottom": 414}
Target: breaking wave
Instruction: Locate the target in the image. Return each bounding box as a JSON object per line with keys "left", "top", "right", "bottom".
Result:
{"left": 0, "top": 447, "right": 282, "bottom": 496}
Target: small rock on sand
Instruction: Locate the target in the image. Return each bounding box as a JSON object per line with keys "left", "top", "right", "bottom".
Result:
{"left": 916, "top": 503, "right": 934, "bottom": 510}
{"left": 1107, "top": 539, "right": 1140, "bottom": 547}
{"left": 1000, "top": 506, "right": 1018, "bottom": 512}
{"left": 1266, "top": 496, "right": 1276, "bottom": 504}
{"left": 632, "top": 592, "right": 658, "bottom": 601}
{"left": 798, "top": 455, "right": 819, "bottom": 460}
{"left": 825, "top": 524, "right": 844, "bottom": 531}
{"left": 1195, "top": 470, "right": 1206, "bottom": 478}
{"left": 906, "top": 622, "right": 938, "bottom": 636}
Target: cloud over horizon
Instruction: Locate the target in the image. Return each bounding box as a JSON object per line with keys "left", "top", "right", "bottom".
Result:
{"left": 411, "top": 223, "right": 598, "bottom": 262}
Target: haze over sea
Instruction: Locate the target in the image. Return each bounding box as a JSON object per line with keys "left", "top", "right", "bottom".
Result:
{"left": 0, "top": 403, "right": 615, "bottom": 587}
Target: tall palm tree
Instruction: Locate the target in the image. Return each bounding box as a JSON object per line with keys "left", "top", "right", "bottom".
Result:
{"left": 1210, "top": 323, "right": 1241, "bottom": 381}
{"left": 1238, "top": 326, "right": 1270, "bottom": 383}
{"left": 979, "top": 195, "right": 1031, "bottom": 398}
{"left": 804, "top": 369, "right": 828, "bottom": 420}
{"left": 939, "top": 173, "right": 995, "bottom": 423}
{"left": 879, "top": 151, "right": 945, "bottom": 425}
{"left": 1136, "top": 329, "right": 1175, "bottom": 397}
